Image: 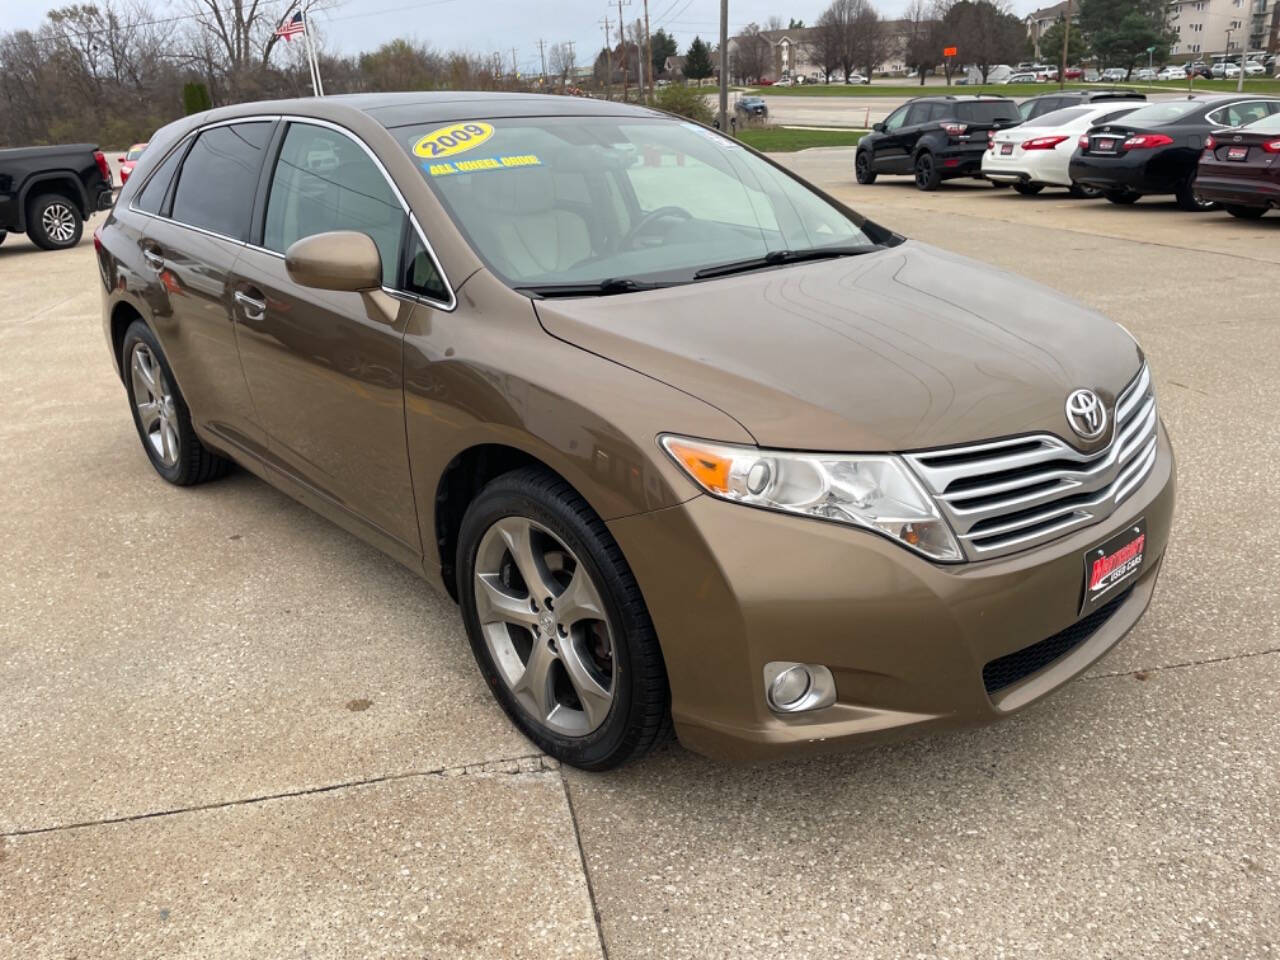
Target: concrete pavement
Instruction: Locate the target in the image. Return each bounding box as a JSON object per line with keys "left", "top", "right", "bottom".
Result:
{"left": 2, "top": 158, "right": 1277, "bottom": 958}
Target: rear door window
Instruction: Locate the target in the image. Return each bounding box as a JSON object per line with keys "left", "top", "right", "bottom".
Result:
{"left": 169, "top": 122, "right": 273, "bottom": 241}
{"left": 1208, "top": 100, "right": 1275, "bottom": 127}
{"left": 903, "top": 103, "right": 932, "bottom": 126}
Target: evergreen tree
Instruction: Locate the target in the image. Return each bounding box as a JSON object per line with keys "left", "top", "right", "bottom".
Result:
{"left": 684, "top": 36, "right": 714, "bottom": 84}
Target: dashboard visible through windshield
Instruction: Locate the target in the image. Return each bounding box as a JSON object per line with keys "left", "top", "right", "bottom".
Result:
{"left": 397, "top": 114, "right": 892, "bottom": 293}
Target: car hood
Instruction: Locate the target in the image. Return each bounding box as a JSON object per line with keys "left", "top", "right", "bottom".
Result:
{"left": 534, "top": 241, "right": 1143, "bottom": 453}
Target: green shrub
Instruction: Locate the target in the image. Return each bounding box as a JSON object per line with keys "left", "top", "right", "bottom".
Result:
{"left": 653, "top": 84, "right": 715, "bottom": 125}
{"left": 182, "top": 82, "right": 213, "bottom": 115}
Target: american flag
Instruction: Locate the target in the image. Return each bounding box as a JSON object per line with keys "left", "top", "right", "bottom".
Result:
{"left": 274, "top": 11, "right": 304, "bottom": 40}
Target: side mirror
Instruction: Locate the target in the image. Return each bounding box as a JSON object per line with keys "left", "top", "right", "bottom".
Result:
{"left": 285, "top": 231, "right": 381, "bottom": 292}
{"left": 117, "top": 156, "right": 126, "bottom": 164}
{"left": 872, "top": 122, "right": 886, "bottom": 133}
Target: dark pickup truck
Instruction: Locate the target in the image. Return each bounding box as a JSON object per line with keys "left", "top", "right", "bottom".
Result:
{"left": 0, "top": 143, "right": 114, "bottom": 251}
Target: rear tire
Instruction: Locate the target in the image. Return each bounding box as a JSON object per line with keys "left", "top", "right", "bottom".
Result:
{"left": 1013, "top": 182, "right": 1044, "bottom": 195}
{"left": 1104, "top": 190, "right": 1141, "bottom": 205}
{"left": 1175, "top": 177, "right": 1217, "bottom": 212}
{"left": 457, "top": 467, "right": 671, "bottom": 770}
{"left": 854, "top": 150, "right": 877, "bottom": 184}
{"left": 121, "top": 320, "right": 232, "bottom": 485}
{"left": 913, "top": 152, "right": 940, "bottom": 191}
{"left": 1224, "top": 204, "right": 1266, "bottom": 220}
{"left": 1069, "top": 182, "right": 1103, "bottom": 198}
{"left": 27, "top": 193, "right": 82, "bottom": 250}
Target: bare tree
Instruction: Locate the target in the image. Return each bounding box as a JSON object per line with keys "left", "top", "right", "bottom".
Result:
{"left": 548, "top": 42, "right": 577, "bottom": 92}
{"left": 903, "top": 0, "right": 943, "bottom": 83}
{"left": 733, "top": 22, "right": 773, "bottom": 83}
{"left": 850, "top": 1, "right": 889, "bottom": 79}
{"left": 765, "top": 15, "right": 785, "bottom": 31}
{"left": 807, "top": 7, "right": 846, "bottom": 82}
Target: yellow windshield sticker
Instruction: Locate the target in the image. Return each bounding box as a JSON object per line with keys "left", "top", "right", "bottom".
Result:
{"left": 425, "top": 154, "right": 541, "bottom": 176}
{"left": 412, "top": 121, "right": 495, "bottom": 160}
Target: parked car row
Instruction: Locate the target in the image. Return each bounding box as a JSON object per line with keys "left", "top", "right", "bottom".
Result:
{"left": 854, "top": 93, "right": 1280, "bottom": 219}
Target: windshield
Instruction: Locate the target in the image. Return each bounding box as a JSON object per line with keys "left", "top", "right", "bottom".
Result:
{"left": 126, "top": 146, "right": 146, "bottom": 160}
{"left": 400, "top": 115, "right": 886, "bottom": 290}
{"left": 1112, "top": 101, "right": 1203, "bottom": 126}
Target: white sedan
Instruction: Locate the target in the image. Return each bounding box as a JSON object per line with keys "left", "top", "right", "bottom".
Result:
{"left": 1157, "top": 66, "right": 1186, "bottom": 80}
{"left": 982, "top": 101, "right": 1144, "bottom": 196}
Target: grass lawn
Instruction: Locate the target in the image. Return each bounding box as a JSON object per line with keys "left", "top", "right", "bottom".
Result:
{"left": 736, "top": 127, "right": 868, "bottom": 152}
{"left": 749, "top": 78, "right": 1280, "bottom": 97}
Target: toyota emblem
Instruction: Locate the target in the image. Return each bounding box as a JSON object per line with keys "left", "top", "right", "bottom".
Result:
{"left": 1065, "top": 389, "right": 1107, "bottom": 440}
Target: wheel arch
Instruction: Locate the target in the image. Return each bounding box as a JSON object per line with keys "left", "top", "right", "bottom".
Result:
{"left": 109, "top": 299, "right": 146, "bottom": 381}
{"left": 19, "top": 172, "right": 90, "bottom": 229}
{"left": 434, "top": 443, "right": 580, "bottom": 602}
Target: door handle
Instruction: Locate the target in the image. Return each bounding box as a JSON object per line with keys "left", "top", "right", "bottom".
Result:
{"left": 142, "top": 248, "right": 164, "bottom": 271}
{"left": 234, "top": 290, "right": 266, "bottom": 322}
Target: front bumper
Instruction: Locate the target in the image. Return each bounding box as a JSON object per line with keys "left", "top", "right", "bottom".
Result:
{"left": 610, "top": 424, "right": 1175, "bottom": 762}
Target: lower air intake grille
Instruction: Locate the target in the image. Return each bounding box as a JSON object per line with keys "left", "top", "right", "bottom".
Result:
{"left": 982, "top": 588, "right": 1132, "bottom": 695}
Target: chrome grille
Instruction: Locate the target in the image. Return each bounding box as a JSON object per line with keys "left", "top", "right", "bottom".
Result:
{"left": 904, "top": 365, "right": 1157, "bottom": 561}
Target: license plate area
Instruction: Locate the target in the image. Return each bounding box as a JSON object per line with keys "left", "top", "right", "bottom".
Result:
{"left": 1094, "top": 138, "right": 1117, "bottom": 153}
{"left": 1227, "top": 146, "right": 1249, "bottom": 161}
{"left": 1082, "top": 519, "right": 1146, "bottom": 614}
{"left": 1000, "top": 143, "right": 1014, "bottom": 155}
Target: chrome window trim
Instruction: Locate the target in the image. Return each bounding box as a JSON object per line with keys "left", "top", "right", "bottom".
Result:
{"left": 126, "top": 112, "right": 456, "bottom": 312}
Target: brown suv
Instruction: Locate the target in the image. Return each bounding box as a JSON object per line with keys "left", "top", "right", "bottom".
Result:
{"left": 96, "top": 94, "right": 1175, "bottom": 769}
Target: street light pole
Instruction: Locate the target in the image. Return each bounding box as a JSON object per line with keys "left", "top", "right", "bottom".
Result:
{"left": 718, "top": 0, "right": 729, "bottom": 131}
{"left": 1058, "top": 0, "right": 1072, "bottom": 92}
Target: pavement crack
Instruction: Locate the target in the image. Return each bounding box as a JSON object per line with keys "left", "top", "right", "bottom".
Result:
{"left": 1083, "top": 646, "right": 1279, "bottom": 681}
{"left": 560, "top": 770, "right": 611, "bottom": 960}
{"left": 2, "top": 752, "right": 552, "bottom": 839}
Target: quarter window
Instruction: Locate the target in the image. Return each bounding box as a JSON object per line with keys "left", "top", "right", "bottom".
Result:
{"left": 401, "top": 231, "right": 449, "bottom": 303}
{"left": 134, "top": 137, "right": 189, "bottom": 215}
{"left": 169, "top": 122, "right": 272, "bottom": 240}
{"left": 264, "top": 122, "right": 405, "bottom": 287}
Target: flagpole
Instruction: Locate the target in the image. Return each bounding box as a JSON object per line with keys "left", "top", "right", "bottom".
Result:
{"left": 302, "top": 5, "right": 323, "bottom": 97}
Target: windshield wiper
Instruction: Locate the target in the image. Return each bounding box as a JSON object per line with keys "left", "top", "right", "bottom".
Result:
{"left": 693, "top": 245, "right": 877, "bottom": 280}
{"left": 517, "top": 277, "right": 667, "bottom": 298}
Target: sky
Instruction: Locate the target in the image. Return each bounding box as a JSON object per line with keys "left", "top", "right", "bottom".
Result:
{"left": 4, "top": 0, "right": 1047, "bottom": 77}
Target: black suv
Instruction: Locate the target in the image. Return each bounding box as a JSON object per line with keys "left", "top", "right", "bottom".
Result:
{"left": 1017, "top": 89, "right": 1145, "bottom": 123}
{"left": 855, "top": 96, "right": 1021, "bottom": 191}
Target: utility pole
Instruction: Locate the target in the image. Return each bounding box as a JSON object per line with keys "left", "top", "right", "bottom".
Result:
{"left": 635, "top": 20, "right": 646, "bottom": 97}
{"left": 511, "top": 47, "right": 519, "bottom": 84}
{"left": 718, "top": 0, "right": 729, "bottom": 131}
{"left": 617, "top": 0, "right": 629, "bottom": 102}
{"left": 1058, "top": 0, "right": 1071, "bottom": 91}
{"left": 538, "top": 38, "right": 547, "bottom": 87}
{"left": 600, "top": 16, "right": 613, "bottom": 100}
{"left": 643, "top": 0, "right": 653, "bottom": 102}
{"left": 565, "top": 40, "right": 576, "bottom": 92}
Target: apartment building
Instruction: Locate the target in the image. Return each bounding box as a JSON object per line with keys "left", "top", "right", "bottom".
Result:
{"left": 1169, "top": 0, "right": 1252, "bottom": 56}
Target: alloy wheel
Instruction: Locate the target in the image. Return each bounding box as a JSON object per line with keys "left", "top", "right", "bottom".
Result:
{"left": 41, "top": 202, "right": 77, "bottom": 244}
{"left": 130, "top": 343, "right": 180, "bottom": 467}
{"left": 473, "top": 516, "right": 615, "bottom": 737}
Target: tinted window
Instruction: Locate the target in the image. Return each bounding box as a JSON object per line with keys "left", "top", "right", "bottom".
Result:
{"left": 170, "top": 122, "right": 271, "bottom": 240}
{"left": 402, "top": 231, "right": 449, "bottom": 302}
{"left": 1117, "top": 101, "right": 1205, "bottom": 126}
{"left": 1024, "top": 106, "right": 1093, "bottom": 127}
{"left": 264, "top": 122, "right": 405, "bottom": 287}
{"left": 1093, "top": 106, "right": 1141, "bottom": 126}
{"left": 956, "top": 101, "right": 1020, "bottom": 124}
{"left": 134, "top": 138, "right": 189, "bottom": 215}
{"left": 904, "top": 103, "right": 931, "bottom": 126}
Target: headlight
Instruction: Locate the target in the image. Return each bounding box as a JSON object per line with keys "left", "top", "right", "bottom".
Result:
{"left": 660, "top": 435, "right": 963, "bottom": 562}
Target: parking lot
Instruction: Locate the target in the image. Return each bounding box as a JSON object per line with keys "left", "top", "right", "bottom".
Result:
{"left": 2, "top": 152, "right": 1278, "bottom": 959}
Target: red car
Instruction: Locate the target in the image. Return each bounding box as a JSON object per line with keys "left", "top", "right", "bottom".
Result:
{"left": 1195, "top": 112, "right": 1280, "bottom": 219}
{"left": 1063, "top": 66, "right": 1084, "bottom": 80}
{"left": 117, "top": 142, "right": 148, "bottom": 186}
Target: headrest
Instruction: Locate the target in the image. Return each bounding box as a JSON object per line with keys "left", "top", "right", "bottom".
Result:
{"left": 469, "top": 165, "right": 555, "bottom": 215}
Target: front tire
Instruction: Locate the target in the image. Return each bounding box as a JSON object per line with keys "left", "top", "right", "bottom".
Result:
{"left": 457, "top": 467, "right": 671, "bottom": 770}
{"left": 1013, "top": 182, "right": 1044, "bottom": 195}
{"left": 854, "top": 150, "right": 877, "bottom": 184}
{"left": 27, "top": 193, "right": 83, "bottom": 250}
{"left": 914, "top": 152, "right": 940, "bottom": 191}
{"left": 121, "top": 321, "right": 231, "bottom": 485}
{"left": 1225, "top": 204, "right": 1266, "bottom": 220}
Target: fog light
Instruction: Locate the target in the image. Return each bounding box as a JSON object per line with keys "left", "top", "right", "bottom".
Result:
{"left": 763, "top": 662, "right": 837, "bottom": 714}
